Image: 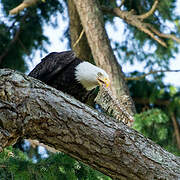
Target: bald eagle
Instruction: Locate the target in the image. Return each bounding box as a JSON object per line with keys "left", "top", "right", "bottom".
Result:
{"left": 29, "top": 51, "right": 110, "bottom": 103}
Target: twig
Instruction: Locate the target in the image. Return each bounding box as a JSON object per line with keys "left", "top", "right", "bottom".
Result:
{"left": 73, "top": 29, "right": 85, "bottom": 48}
{"left": 125, "top": 69, "right": 180, "bottom": 81}
{"left": 138, "top": 0, "right": 159, "bottom": 20}
{"left": 119, "top": 0, "right": 125, "bottom": 9}
{"left": 171, "top": 112, "right": 180, "bottom": 150}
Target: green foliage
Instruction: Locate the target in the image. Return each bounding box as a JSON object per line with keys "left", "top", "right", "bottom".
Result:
{"left": 0, "top": 147, "right": 111, "bottom": 180}
{"left": 0, "top": 0, "right": 64, "bottom": 72}
{"left": 128, "top": 74, "right": 180, "bottom": 156}
{"left": 133, "top": 108, "right": 180, "bottom": 156}
{"left": 133, "top": 109, "right": 169, "bottom": 143}
{"left": 169, "top": 85, "right": 177, "bottom": 97}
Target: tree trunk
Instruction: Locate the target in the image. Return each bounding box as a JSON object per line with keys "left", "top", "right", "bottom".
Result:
{"left": 68, "top": 0, "right": 93, "bottom": 63}
{"left": 72, "top": 0, "right": 136, "bottom": 116}
{"left": 0, "top": 69, "right": 180, "bottom": 180}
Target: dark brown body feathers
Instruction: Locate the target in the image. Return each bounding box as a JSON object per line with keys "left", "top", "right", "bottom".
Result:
{"left": 29, "top": 51, "right": 92, "bottom": 102}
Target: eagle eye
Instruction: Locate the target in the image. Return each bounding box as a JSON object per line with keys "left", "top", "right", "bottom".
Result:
{"left": 97, "top": 72, "right": 103, "bottom": 77}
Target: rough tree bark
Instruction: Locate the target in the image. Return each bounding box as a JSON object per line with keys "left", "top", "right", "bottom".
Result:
{"left": 68, "top": 0, "right": 93, "bottom": 63}
{"left": 0, "top": 69, "right": 180, "bottom": 180}
{"left": 72, "top": 0, "right": 136, "bottom": 116}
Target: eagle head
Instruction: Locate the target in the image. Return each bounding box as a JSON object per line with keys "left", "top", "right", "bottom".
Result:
{"left": 75, "top": 62, "right": 110, "bottom": 91}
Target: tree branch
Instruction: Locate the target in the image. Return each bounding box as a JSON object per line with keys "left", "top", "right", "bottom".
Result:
{"left": 138, "top": 0, "right": 159, "bottom": 20}
{"left": 9, "top": 0, "right": 39, "bottom": 15}
{"left": 0, "top": 29, "right": 21, "bottom": 65}
{"left": 134, "top": 97, "right": 170, "bottom": 106}
{"left": 72, "top": 29, "right": 85, "bottom": 48}
{"left": 119, "top": 0, "right": 125, "bottom": 9}
{"left": 147, "top": 25, "right": 180, "bottom": 43}
{"left": 125, "top": 69, "right": 180, "bottom": 81}
{"left": 101, "top": 2, "right": 180, "bottom": 47}
{"left": 102, "top": 6, "right": 167, "bottom": 47}
{"left": 0, "top": 14, "right": 27, "bottom": 65}
{"left": 68, "top": 0, "right": 93, "bottom": 61}
{"left": 0, "top": 69, "right": 180, "bottom": 179}
{"left": 171, "top": 112, "right": 180, "bottom": 150}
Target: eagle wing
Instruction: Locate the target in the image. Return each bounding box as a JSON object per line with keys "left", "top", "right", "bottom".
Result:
{"left": 29, "top": 51, "right": 76, "bottom": 82}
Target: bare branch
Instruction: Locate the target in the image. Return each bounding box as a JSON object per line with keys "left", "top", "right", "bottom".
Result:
{"left": 125, "top": 69, "right": 180, "bottom": 81}
{"left": 9, "top": 0, "right": 39, "bottom": 15}
{"left": 102, "top": 7, "right": 167, "bottom": 47}
{"left": 101, "top": 1, "right": 180, "bottom": 47}
{"left": 1, "top": 69, "right": 180, "bottom": 179}
{"left": 72, "top": 29, "right": 85, "bottom": 48}
{"left": 138, "top": 0, "right": 159, "bottom": 20}
{"left": 119, "top": 0, "right": 125, "bottom": 9}
{"left": 148, "top": 25, "right": 180, "bottom": 44}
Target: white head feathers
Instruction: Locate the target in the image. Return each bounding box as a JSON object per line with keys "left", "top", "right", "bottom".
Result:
{"left": 75, "top": 62, "right": 109, "bottom": 90}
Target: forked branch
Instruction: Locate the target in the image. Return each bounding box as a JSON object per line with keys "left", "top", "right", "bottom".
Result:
{"left": 101, "top": 0, "right": 180, "bottom": 47}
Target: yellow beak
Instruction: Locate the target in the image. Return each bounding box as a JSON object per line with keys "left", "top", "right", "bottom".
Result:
{"left": 97, "top": 77, "right": 110, "bottom": 88}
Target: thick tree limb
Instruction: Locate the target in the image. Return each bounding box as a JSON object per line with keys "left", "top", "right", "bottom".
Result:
{"left": 0, "top": 69, "right": 180, "bottom": 179}
{"left": 68, "top": 0, "right": 93, "bottom": 62}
